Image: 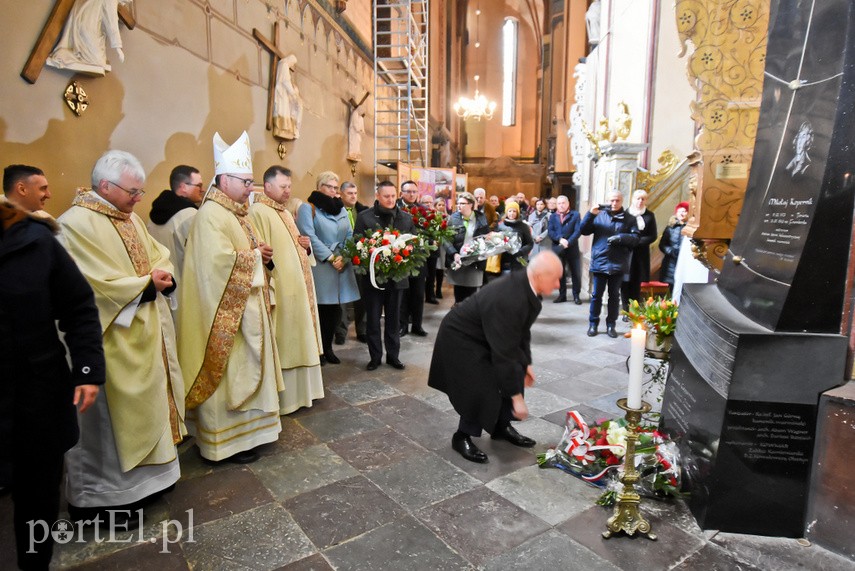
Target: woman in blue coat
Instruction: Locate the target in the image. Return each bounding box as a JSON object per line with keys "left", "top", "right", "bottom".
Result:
{"left": 579, "top": 190, "right": 639, "bottom": 338}
{"left": 297, "top": 171, "right": 359, "bottom": 364}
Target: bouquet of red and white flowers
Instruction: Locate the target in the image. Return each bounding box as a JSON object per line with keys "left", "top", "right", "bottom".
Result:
{"left": 404, "top": 205, "right": 455, "bottom": 247}
{"left": 450, "top": 230, "right": 522, "bottom": 270}
{"left": 537, "top": 410, "right": 682, "bottom": 506}
{"left": 341, "top": 228, "right": 431, "bottom": 287}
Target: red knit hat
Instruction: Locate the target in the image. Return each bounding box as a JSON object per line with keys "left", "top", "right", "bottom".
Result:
{"left": 675, "top": 201, "right": 689, "bottom": 213}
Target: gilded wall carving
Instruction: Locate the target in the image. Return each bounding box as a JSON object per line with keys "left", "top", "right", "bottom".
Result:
{"left": 676, "top": 0, "right": 770, "bottom": 253}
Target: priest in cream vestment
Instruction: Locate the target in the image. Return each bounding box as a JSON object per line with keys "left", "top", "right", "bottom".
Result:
{"left": 58, "top": 151, "right": 186, "bottom": 514}
{"left": 178, "top": 132, "right": 283, "bottom": 464}
{"left": 249, "top": 165, "right": 324, "bottom": 414}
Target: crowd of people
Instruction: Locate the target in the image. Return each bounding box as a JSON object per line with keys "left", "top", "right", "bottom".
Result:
{"left": 1, "top": 134, "right": 683, "bottom": 567}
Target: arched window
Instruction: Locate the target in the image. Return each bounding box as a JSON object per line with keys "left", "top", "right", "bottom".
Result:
{"left": 502, "top": 17, "right": 518, "bottom": 127}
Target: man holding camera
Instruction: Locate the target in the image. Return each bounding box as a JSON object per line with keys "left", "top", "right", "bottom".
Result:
{"left": 579, "top": 190, "right": 639, "bottom": 338}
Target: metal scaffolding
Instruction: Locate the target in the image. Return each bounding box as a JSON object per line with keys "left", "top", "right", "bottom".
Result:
{"left": 374, "top": 0, "right": 429, "bottom": 181}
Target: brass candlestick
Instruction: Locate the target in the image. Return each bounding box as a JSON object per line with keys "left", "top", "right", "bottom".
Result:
{"left": 603, "top": 398, "right": 657, "bottom": 541}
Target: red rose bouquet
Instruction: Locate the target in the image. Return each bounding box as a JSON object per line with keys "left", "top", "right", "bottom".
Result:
{"left": 405, "top": 205, "right": 455, "bottom": 247}
{"left": 341, "top": 227, "right": 431, "bottom": 287}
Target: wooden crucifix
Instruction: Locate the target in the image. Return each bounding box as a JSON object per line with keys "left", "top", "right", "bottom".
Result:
{"left": 21, "top": 0, "right": 136, "bottom": 84}
{"left": 254, "top": 22, "right": 285, "bottom": 133}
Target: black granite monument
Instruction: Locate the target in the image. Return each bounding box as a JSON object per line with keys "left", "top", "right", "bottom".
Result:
{"left": 661, "top": 1, "right": 855, "bottom": 537}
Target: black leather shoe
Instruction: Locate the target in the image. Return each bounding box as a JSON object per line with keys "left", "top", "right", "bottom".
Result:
{"left": 491, "top": 425, "right": 536, "bottom": 447}
{"left": 587, "top": 325, "right": 598, "bottom": 337}
{"left": 574, "top": 297, "right": 582, "bottom": 305}
{"left": 553, "top": 296, "right": 567, "bottom": 304}
{"left": 436, "top": 291, "right": 443, "bottom": 299}
{"left": 606, "top": 326, "right": 618, "bottom": 338}
{"left": 452, "top": 433, "right": 489, "bottom": 463}
{"left": 425, "top": 298, "right": 439, "bottom": 305}
{"left": 386, "top": 357, "right": 405, "bottom": 370}
{"left": 356, "top": 334, "right": 368, "bottom": 343}
{"left": 366, "top": 360, "right": 380, "bottom": 371}
{"left": 399, "top": 327, "right": 409, "bottom": 337}
{"left": 334, "top": 335, "right": 346, "bottom": 346}
{"left": 324, "top": 351, "right": 341, "bottom": 364}
{"left": 319, "top": 354, "right": 327, "bottom": 366}
{"left": 228, "top": 450, "right": 259, "bottom": 464}
{"left": 411, "top": 328, "right": 428, "bottom": 337}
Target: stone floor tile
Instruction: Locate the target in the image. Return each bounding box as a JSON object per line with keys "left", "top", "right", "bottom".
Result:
{"left": 329, "top": 379, "right": 404, "bottom": 406}
{"left": 510, "top": 417, "right": 563, "bottom": 456}
{"left": 407, "top": 385, "right": 455, "bottom": 412}
{"left": 258, "top": 416, "right": 321, "bottom": 457}
{"left": 165, "top": 465, "right": 273, "bottom": 527}
{"left": 536, "top": 357, "right": 599, "bottom": 380}
{"left": 710, "top": 532, "right": 855, "bottom": 571}
{"left": 567, "top": 348, "right": 630, "bottom": 369}
{"left": 542, "top": 405, "right": 614, "bottom": 428}
{"left": 434, "top": 434, "right": 537, "bottom": 484}
{"left": 288, "top": 392, "right": 351, "bottom": 419}
{"left": 322, "top": 515, "right": 470, "bottom": 571}
{"left": 670, "top": 543, "right": 763, "bottom": 570}
{"left": 555, "top": 506, "right": 704, "bottom": 569}
{"left": 328, "top": 427, "right": 425, "bottom": 472}
{"left": 537, "top": 375, "right": 618, "bottom": 402}
{"left": 176, "top": 439, "right": 215, "bottom": 481}
{"left": 585, "top": 390, "right": 630, "bottom": 418}
{"left": 273, "top": 552, "right": 334, "bottom": 571}
{"left": 521, "top": 386, "right": 576, "bottom": 418}
{"left": 52, "top": 500, "right": 175, "bottom": 569}
{"left": 415, "top": 487, "right": 550, "bottom": 567}
{"left": 486, "top": 464, "right": 602, "bottom": 525}
{"left": 365, "top": 454, "right": 481, "bottom": 511}
{"left": 360, "top": 395, "right": 460, "bottom": 452}
{"left": 182, "top": 503, "right": 313, "bottom": 570}
{"left": 481, "top": 529, "right": 620, "bottom": 571}
{"left": 284, "top": 476, "right": 407, "bottom": 549}
{"left": 63, "top": 540, "right": 190, "bottom": 570}
{"left": 250, "top": 444, "right": 359, "bottom": 501}
{"left": 297, "top": 406, "right": 386, "bottom": 443}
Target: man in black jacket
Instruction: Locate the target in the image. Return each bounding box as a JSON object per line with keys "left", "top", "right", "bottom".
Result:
{"left": 0, "top": 179, "right": 105, "bottom": 569}
{"left": 428, "top": 251, "right": 563, "bottom": 463}
{"left": 354, "top": 181, "right": 415, "bottom": 370}
{"left": 396, "top": 180, "right": 428, "bottom": 337}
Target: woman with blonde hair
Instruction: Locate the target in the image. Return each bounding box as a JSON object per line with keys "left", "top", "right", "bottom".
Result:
{"left": 297, "top": 171, "right": 359, "bottom": 364}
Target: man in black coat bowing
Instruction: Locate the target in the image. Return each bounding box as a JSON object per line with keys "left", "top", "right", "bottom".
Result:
{"left": 428, "top": 251, "right": 564, "bottom": 463}
{"left": 354, "top": 180, "right": 415, "bottom": 371}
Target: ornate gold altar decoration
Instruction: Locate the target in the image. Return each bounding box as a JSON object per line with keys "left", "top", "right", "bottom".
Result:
{"left": 582, "top": 101, "right": 632, "bottom": 161}
{"left": 636, "top": 150, "right": 679, "bottom": 192}
{"left": 676, "top": 0, "right": 770, "bottom": 271}
{"left": 63, "top": 81, "right": 89, "bottom": 116}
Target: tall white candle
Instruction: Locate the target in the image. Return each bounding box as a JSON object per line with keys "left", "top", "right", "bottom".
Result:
{"left": 628, "top": 325, "right": 645, "bottom": 410}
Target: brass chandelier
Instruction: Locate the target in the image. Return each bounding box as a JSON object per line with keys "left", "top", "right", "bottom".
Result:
{"left": 454, "top": 2, "right": 496, "bottom": 121}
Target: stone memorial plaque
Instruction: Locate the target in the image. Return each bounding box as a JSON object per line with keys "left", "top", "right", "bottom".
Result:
{"left": 718, "top": 1, "right": 855, "bottom": 333}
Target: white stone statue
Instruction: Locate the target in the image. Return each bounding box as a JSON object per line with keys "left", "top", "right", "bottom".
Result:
{"left": 273, "top": 54, "right": 303, "bottom": 140}
{"left": 46, "top": 0, "right": 132, "bottom": 75}
{"left": 585, "top": 0, "right": 601, "bottom": 46}
{"left": 346, "top": 108, "right": 365, "bottom": 162}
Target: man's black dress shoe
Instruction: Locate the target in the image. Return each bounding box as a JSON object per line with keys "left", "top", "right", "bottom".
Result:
{"left": 399, "top": 328, "right": 408, "bottom": 337}
{"left": 452, "top": 433, "right": 488, "bottom": 463}
{"left": 324, "top": 351, "right": 341, "bottom": 364}
{"left": 587, "top": 325, "right": 598, "bottom": 337}
{"left": 574, "top": 297, "right": 582, "bottom": 305}
{"left": 411, "top": 328, "right": 428, "bottom": 337}
{"left": 228, "top": 450, "right": 259, "bottom": 464}
{"left": 386, "top": 357, "right": 405, "bottom": 370}
{"left": 334, "top": 335, "right": 346, "bottom": 346}
{"left": 366, "top": 360, "right": 380, "bottom": 371}
{"left": 425, "top": 298, "right": 439, "bottom": 305}
{"left": 606, "top": 326, "right": 618, "bottom": 339}
{"left": 319, "top": 354, "right": 327, "bottom": 366}
{"left": 436, "top": 291, "right": 443, "bottom": 299}
{"left": 491, "top": 425, "right": 536, "bottom": 447}
{"left": 553, "top": 296, "right": 567, "bottom": 304}
{"left": 356, "top": 333, "right": 368, "bottom": 343}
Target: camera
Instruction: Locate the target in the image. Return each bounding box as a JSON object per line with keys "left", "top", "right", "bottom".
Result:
{"left": 598, "top": 204, "right": 610, "bottom": 211}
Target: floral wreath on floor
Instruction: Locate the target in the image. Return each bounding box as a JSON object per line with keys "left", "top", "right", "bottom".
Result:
{"left": 537, "top": 410, "right": 683, "bottom": 506}
{"left": 341, "top": 227, "right": 432, "bottom": 288}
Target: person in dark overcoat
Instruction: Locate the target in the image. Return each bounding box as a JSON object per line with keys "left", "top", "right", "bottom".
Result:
{"left": 547, "top": 195, "right": 582, "bottom": 303}
{"left": 659, "top": 201, "right": 689, "bottom": 294}
{"left": 428, "top": 251, "right": 564, "bottom": 463}
{"left": 0, "top": 191, "right": 105, "bottom": 570}
{"left": 354, "top": 180, "right": 415, "bottom": 371}
{"left": 621, "top": 189, "right": 658, "bottom": 314}
{"left": 497, "top": 201, "right": 533, "bottom": 273}
{"left": 580, "top": 190, "right": 639, "bottom": 338}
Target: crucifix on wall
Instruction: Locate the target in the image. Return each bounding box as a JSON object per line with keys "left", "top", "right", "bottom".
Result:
{"left": 22, "top": 0, "right": 136, "bottom": 84}
{"left": 254, "top": 23, "right": 303, "bottom": 144}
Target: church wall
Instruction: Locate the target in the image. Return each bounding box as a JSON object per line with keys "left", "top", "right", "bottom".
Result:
{"left": 0, "top": 0, "right": 376, "bottom": 219}
{"left": 647, "top": 3, "right": 697, "bottom": 164}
